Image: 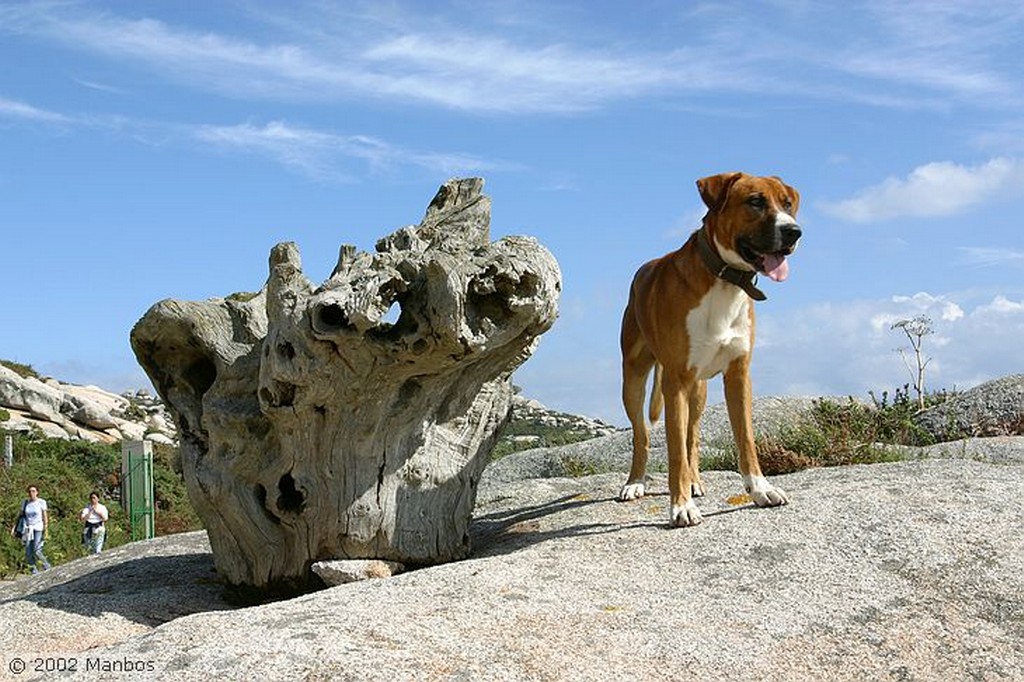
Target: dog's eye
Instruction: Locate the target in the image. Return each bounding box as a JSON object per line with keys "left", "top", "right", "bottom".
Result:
{"left": 747, "top": 195, "right": 766, "bottom": 210}
{"left": 782, "top": 198, "right": 793, "bottom": 212}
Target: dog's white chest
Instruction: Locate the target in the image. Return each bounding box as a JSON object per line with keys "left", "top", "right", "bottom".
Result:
{"left": 685, "top": 282, "right": 752, "bottom": 379}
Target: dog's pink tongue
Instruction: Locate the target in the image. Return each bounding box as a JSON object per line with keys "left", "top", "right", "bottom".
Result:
{"left": 762, "top": 254, "right": 789, "bottom": 282}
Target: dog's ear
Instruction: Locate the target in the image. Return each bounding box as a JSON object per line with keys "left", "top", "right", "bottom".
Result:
{"left": 697, "top": 172, "right": 744, "bottom": 212}
{"left": 772, "top": 176, "right": 801, "bottom": 215}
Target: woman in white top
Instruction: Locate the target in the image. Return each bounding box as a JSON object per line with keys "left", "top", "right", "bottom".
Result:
{"left": 21, "top": 485, "right": 51, "bottom": 573}
{"left": 80, "top": 491, "right": 110, "bottom": 554}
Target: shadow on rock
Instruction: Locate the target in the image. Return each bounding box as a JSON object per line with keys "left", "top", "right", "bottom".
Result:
{"left": 0, "top": 552, "right": 235, "bottom": 626}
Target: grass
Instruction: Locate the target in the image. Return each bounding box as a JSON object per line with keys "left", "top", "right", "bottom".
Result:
{"left": 490, "top": 384, "right": 973, "bottom": 479}
{"left": 704, "top": 385, "right": 952, "bottom": 474}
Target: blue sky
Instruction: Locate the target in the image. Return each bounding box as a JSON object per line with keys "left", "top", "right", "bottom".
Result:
{"left": 2, "top": 1, "right": 1023, "bottom": 426}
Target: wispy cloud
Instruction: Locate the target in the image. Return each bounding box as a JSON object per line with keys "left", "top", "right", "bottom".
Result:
{"left": 0, "top": 96, "right": 70, "bottom": 124}
{"left": 72, "top": 77, "right": 125, "bottom": 95}
{"left": 359, "top": 34, "right": 710, "bottom": 112}
{"left": 831, "top": 1, "right": 1024, "bottom": 102}
{"left": 194, "top": 120, "right": 506, "bottom": 181}
{"left": 1, "top": 89, "right": 504, "bottom": 181}
{"left": 0, "top": 3, "right": 712, "bottom": 114}
{"left": 819, "top": 158, "right": 1024, "bottom": 223}
{"left": 960, "top": 246, "right": 1024, "bottom": 267}
{"left": 5, "top": 2, "right": 1020, "bottom": 115}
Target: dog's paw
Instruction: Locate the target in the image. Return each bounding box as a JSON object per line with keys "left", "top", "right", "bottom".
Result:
{"left": 669, "top": 500, "right": 703, "bottom": 527}
{"left": 619, "top": 481, "right": 646, "bottom": 501}
{"left": 744, "top": 475, "right": 789, "bottom": 507}
{"left": 691, "top": 480, "right": 706, "bottom": 498}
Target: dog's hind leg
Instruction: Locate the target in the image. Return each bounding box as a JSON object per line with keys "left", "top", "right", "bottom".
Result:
{"left": 619, "top": 332, "right": 655, "bottom": 501}
{"left": 687, "top": 380, "right": 707, "bottom": 497}
{"left": 664, "top": 369, "right": 702, "bottom": 526}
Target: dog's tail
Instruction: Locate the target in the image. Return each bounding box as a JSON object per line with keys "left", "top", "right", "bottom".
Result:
{"left": 648, "top": 363, "right": 664, "bottom": 423}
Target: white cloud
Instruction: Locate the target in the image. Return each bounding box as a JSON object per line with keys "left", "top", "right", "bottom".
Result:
{"left": 194, "top": 120, "right": 503, "bottom": 181}
{"left": 0, "top": 88, "right": 503, "bottom": 181}
{"left": 890, "top": 293, "right": 965, "bottom": 321}
{"left": 756, "top": 291, "right": 1024, "bottom": 399}
{"left": 532, "top": 289, "right": 1022, "bottom": 427}
{"left": 8, "top": 2, "right": 1020, "bottom": 116}
{"left": 72, "top": 78, "right": 126, "bottom": 94}
{"left": 0, "top": 4, "right": 721, "bottom": 114}
{"left": 976, "top": 295, "right": 1024, "bottom": 315}
{"left": 868, "top": 293, "right": 963, "bottom": 333}
{"left": 960, "top": 246, "right": 1024, "bottom": 267}
{"left": 833, "top": 1, "right": 1024, "bottom": 101}
{"left": 664, "top": 206, "right": 707, "bottom": 241}
{"left": 820, "top": 158, "right": 1024, "bottom": 223}
{"left": 0, "top": 96, "right": 70, "bottom": 123}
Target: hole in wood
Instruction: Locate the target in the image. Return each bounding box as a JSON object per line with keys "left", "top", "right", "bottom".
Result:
{"left": 277, "top": 342, "right": 296, "bottom": 360}
{"left": 382, "top": 300, "right": 401, "bottom": 326}
{"left": 277, "top": 473, "right": 306, "bottom": 514}
{"left": 314, "top": 303, "right": 353, "bottom": 333}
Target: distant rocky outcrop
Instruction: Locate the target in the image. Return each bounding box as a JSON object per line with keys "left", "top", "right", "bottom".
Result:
{"left": 0, "top": 363, "right": 176, "bottom": 445}
{"left": 496, "top": 392, "right": 621, "bottom": 453}
{"left": 486, "top": 395, "right": 825, "bottom": 484}
{"left": 913, "top": 373, "right": 1024, "bottom": 440}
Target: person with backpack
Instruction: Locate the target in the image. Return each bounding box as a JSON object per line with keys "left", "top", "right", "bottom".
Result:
{"left": 12, "top": 485, "right": 51, "bottom": 574}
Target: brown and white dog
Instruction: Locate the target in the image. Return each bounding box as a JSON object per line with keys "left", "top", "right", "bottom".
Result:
{"left": 618, "top": 172, "right": 801, "bottom": 527}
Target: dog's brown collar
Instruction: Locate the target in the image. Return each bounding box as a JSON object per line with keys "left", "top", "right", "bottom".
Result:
{"left": 696, "top": 227, "right": 766, "bottom": 301}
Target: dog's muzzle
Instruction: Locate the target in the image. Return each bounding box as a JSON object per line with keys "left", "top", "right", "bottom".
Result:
{"left": 738, "top": 222, "right": 801, "bottom": 282}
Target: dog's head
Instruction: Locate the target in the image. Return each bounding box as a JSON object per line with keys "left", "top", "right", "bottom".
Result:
{"left": 697, "top": 172, "right": 801, "bottom": 282}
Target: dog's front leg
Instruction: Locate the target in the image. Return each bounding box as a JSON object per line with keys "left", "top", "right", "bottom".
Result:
{"left": 724, "top": 358, "right": 789, "bottom": 507}
{"left": 665, "top": 371, "right": 702, "bottom": 527}
{"left": 686, "top": 380, "right": 707, "bottom": 498}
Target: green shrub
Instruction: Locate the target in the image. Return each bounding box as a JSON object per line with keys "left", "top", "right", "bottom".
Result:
{"left": 492, "top": 419, "right": 602, "bottom": 459}
{"left": 151, "top": 443, "right": 201, "bottom": 535}
{"left": 706, "top": 385, "right": 951, "bottom": 474}
{"left": 226, "top": 291, "right": 260, "bottom": 302}
{"left": 0, "top": 359, "right": 40, "bottom": 380}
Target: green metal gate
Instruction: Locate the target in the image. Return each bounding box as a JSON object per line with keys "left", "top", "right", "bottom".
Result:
{"left": 121, "top": 440, "right": 155, "bottom": 540}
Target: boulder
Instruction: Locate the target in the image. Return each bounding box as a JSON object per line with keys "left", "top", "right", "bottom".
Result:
{"left": 0, "top": 365, "right": 64, "bottom": 422}
{"left": 914, "top": 374, "right": 1024, "bottom": 440}
{"left": 0, "top": 368, "right": 178, "bottom": 445}
{"left": 62, "top": 393, "right": 119, "bottom": 430}
{"left": 61, "top": 383, "right": 130, "bottom": 416}
{"left": 311, "top": 559, "right": 405, "bottom": 586}
{"left": 30, "top": 418, "right": 72, "bottom": 440}
{"left": 111, "top": 417, "right": 147, "bottom": 441}
{"left": 130, "top": 178, "right": 561, "bottom": 592}
{"left": 145, "top": 432, "right": 176, "bottom": 446}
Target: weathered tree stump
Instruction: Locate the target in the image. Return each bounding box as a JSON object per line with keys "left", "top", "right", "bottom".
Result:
{"left": 130, "top": 178, "right": 561, "bottom": 592}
